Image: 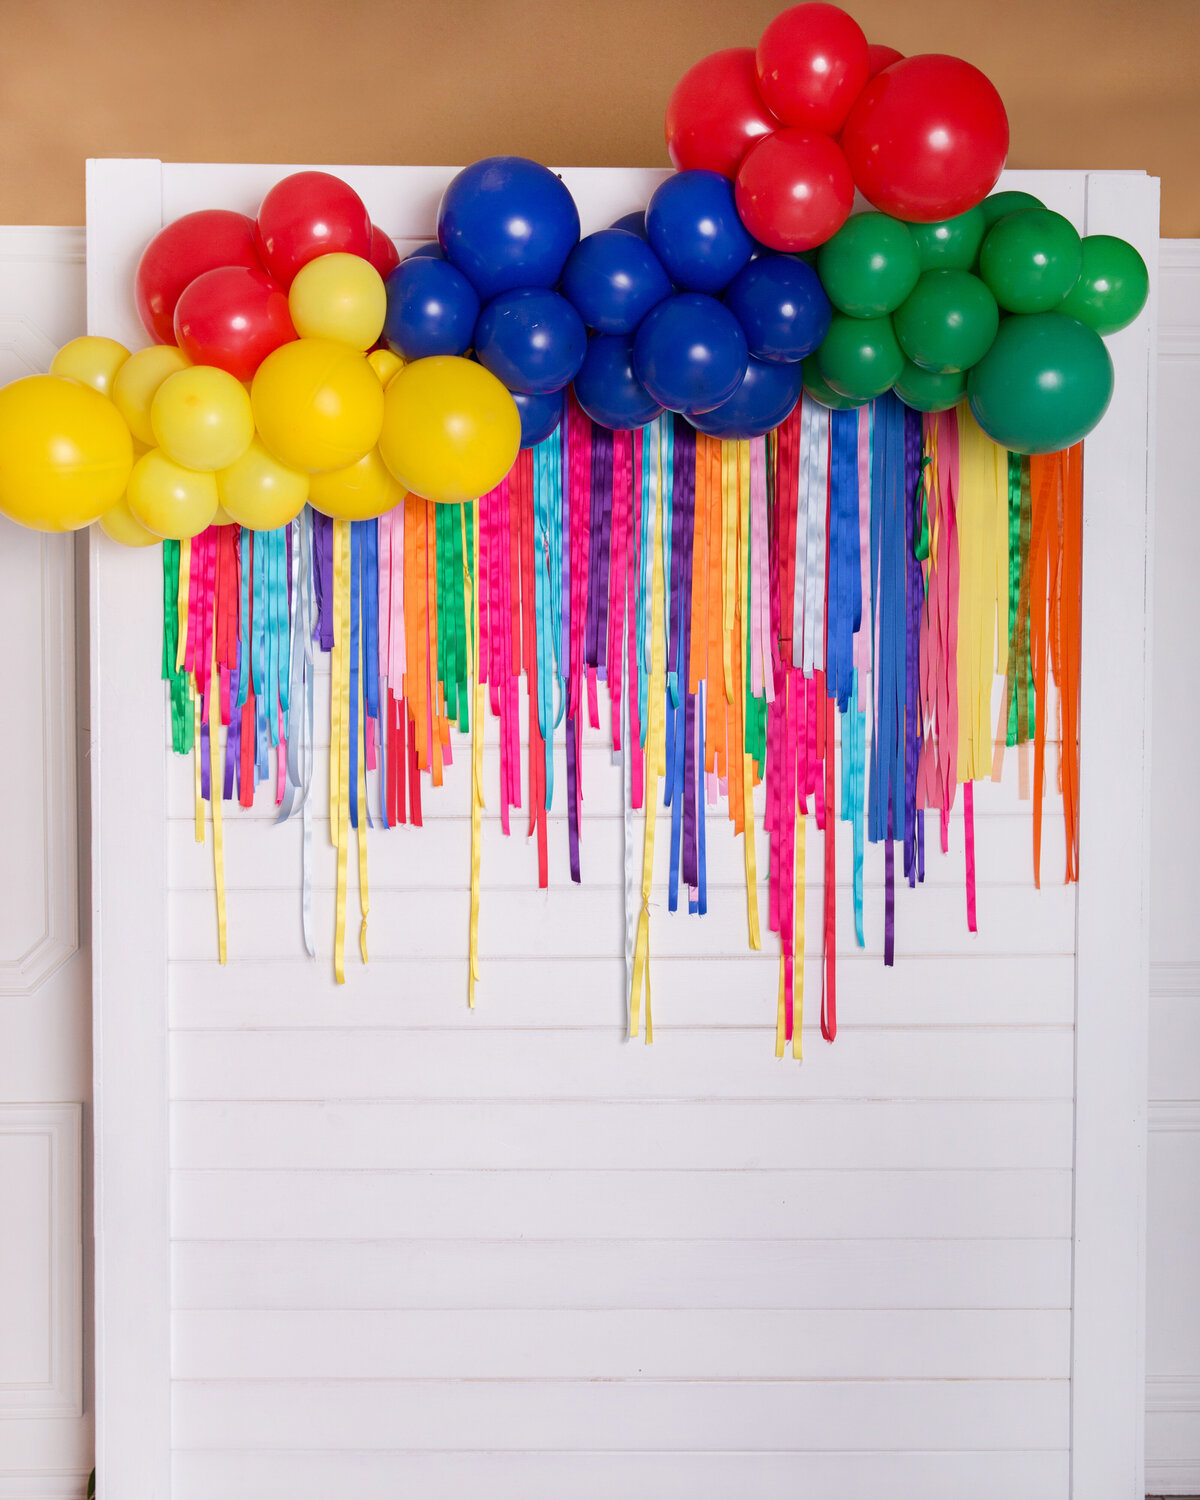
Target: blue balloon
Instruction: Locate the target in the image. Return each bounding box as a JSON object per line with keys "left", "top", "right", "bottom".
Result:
{"left": 561, "top": 229, "right": 672, "bottom": 335}
{"left": 474, "top": 287, "right": 587, "bottom": 396}
{"left": 610, "top": 210, "right": 648, "bottom": 240}
{"left": 724, "top": 255, "right": 832, "bottom": 363}
{"left": 438, "top": 156, "right": 581, "bottom": 302}
{"left": 688, "top": 357, "right": 803, "bottom": 440}
{"left": 573, "top": 334, "right": 664, "bottom": 430}
{"left": 382, "top": 258, "right": 480, "bottom": 361}
{"left": 645, "top": 170, "right": 754, "bottom": 294}
{"left": 512, "top": 390, "right": 564, "bottom": 449}
{"left": 633, "top": 293, "right": 749, "bottom": 416}
{"left": 405, "top": 241, "right": 444, "bottom": 260}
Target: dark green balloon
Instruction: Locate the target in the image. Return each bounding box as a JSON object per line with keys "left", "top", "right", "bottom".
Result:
{"left": 979, "top": 208, "right": 1083, "bottom": 314}
{"left": 907, "top": 206, "right": 987, "bottom": 272}
{"left": 801, "top": 356, "right": 867, "bottom": 411}
{"left": 816, "top": 314, "right": 905, "bottom": 401}
{"left": 893, "top": 270, "right": 999, "bottom": 374}
{"left": 894, "top": 361, "right": 967, "bottom": 414}
{"left": 980, "top": 190, "right": 1044, "bottom": 227}
{"left": 1057, "top": 234, "right": 1149, "bottom": 334}
{"left": 967, "top": 311, "right": 1114, "bottom": 454}
{"left": 816, "top": 213, "right": 921, "bottom": 318}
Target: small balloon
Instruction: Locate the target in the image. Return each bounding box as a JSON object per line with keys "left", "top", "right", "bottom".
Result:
{"left": 866, "top": 43, "right": 904, "bottom": 77}
{"left": 251, "top": 338, "right": 384, "bottom": 474}
{"left": 367, "top": 348, "right": 405, "bottom": 386}
{"left": 308, "top": 447, "right": 406, "bottom": 521}
{"left": 151, "top": 365, "right": 255, "bottom": 472}
{"left": 802, "top": 355, "right": 867, "bottom": 410}
{"left": 610, "top": 212, "right": 648, "bottom": 240}
{"left": 99, "top": 493, "right": 159, "bottom": 548}
{"left": 512, "top": 389, "right": 564, "bottom": 448}
{"left": 1057, "top": 234, "right": 1149, "bottom": 334}
{"left": 756, "top": 3, "right": 870, "bottom": 134}
{"left": 174, "top": 265, "right": 295, "bottom": 382}
{"left": 894, "top": 360, "right": 966, "bottom": 413}
{"left": 127, "top": 448, "right": 219, "bottom": 540}
{"left": 474, "top": 288, "right": 587, "bottom": 396}
{"left": 438, "top": 156, "right": 580, "bottom": 301}
{"left": 979, "top": 208, "right": 1083, "bottom": 314}
{"left": 288, "top": 252, "right": 387, "bottom": 350}
{"left": 816, "top": 313, "right": 905, "bottom": 400}
{"left": 255, "top": 171, "right": 372, "bottom": 288}
{"left": 665, "top": 47, "right": 780, "bottom": 177}
{"left": 136, "top": 209, "right": 262, "bottom": 345}
{"left": 893, "top": 269, "right": 1000, "bottom": 373}
{"left": 906, "top": 206, "right": 987, "bottom": 271}
{"left": 646, "top": 170, "right": 754, "bottom": 294}
{"left": 723, "top": 254, "right": 831, "bottom": 361}
{"left": 633, "top": 293, "right": 749, "bottom": 415}
{"left": 51, "top": 336, "right": 130, "bottom": 397}
{"left": 217, "top": 437, "right": 309, "bottom": 530}
{"left": 405, "top": 242, "right": 445, "bottom": 261}
{"left": 573, "top": 334, "right": 665, "bottom": 430}
{"left": 561, "top": 229, "right": 672, "bottom": 335}
{"left": 367, "top": 225, "right": 400, "bottom": 279}
{"left": 735, "top": 129, "right": 855, "bottom": 253}
{"left": 383, "top": 257, "right": 481, "bottom": 362}
{"left": 980, "top": 190, "right": 1044, "bottom": 228}
{"left": 816, "top": 213, "right": 921, "bottom": 317}
{"left": 111, "top": 344, "right": 191, "bottom": 446}
{"left": 688, "top": 356, "right": 803, "bottom": 439}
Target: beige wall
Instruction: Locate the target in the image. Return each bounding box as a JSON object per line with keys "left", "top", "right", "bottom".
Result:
{"left": 1, "top": 0, "right": 1196, "bottom": 235}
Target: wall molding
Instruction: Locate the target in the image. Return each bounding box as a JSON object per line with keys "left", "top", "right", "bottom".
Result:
{"left": 1149, "top": 1101, "right": 1200, "bottom": 1133}
{"left": 1149, "top": 960, "right": 1200, "bottom": 998}
{"left": 0, "top": 1474, "right": 90, "bottom": 1500}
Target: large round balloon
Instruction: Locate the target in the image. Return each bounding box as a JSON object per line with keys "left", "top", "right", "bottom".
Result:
{"left": 254, "top": 171, "right": 372, "bottom": 287}
{"left": 174, "top": 266, "right": 295, "bottom": 382}
{"left": 380, "top": 356, "right": 519, "bottom": 503}
{"left": 437, "top": 156, "right": 580, "bottom": 302}
{"left": 308, "top": 448, "right": 406, "bottom": 521}
{"left": 967, "top": 312, "right": 1114, "bottom": 454}
{"left": 841, "top": 54, "right": 1009, "bottom": 222}
{"left": 688, "top": 356, "right": 803, "bottom": 439}
{"left": 1058, "top": 234, "right": 1149, "bottom": 335}
{"left": 251, "top": 338, "right": 384, "bottom": 474}
{"left": 50, "top": 336, "right": 130, "bottom": 397}
{"left": 151, "top": 365, "right": 255, "bottom": 472}
{"left": 633, "top": 293, "right": 749, "bottom": 415}
{"left": 573, "top": 334, "right": 665, "bottom": 430}
{"left": 382, "top": 257, "right": 481, "bottom": 361}
{"left": 127, "top": 449, "right": 219, "bottom": 539}
{"left": 723, "top": 255, "right": 831, "bottom": 362}
{"left": 816, "top": 314, "right": 905, "bottom": 400}
{"left": 0, "top": 375, "right": 133, "bottom": 532}
{"left": 645, "top": 170, "right": 754, "bottom": 294}
{"left": 288, "top": 252, "right": 387, "bottom": 350}
{"left": 735, "top": 129, "right": 855, "bottom": 253}
{"left": 894, "top": 360, "right": 967, "bottom": 413}
{"left": 474, "top": 288, "right": 587, "bottom": 396}
{"left": 979, "top": 208, "right": 1083, "bottom": 314}
{"left": 893, "top": 269, "right": 1000, "bottom": 373}
{"left": 561, "top": 229, "right": 672, "bottom": 335}
{"left": 135, "top": 209, "right": 262, "bottom": 345}
{"left": 802, "top": 355, "right": 867, "bottom": 410}
{"left": 907, "top": 206, "right": 987, "bottom": 271}
{"left": 665, "top": 47, "right": 780, "bottom": 177}
{"left": 512, "top": 389, "right": 565, "bottom": 448}
{"left": 816, "top": 212, "right": 920, "bottom": 317}
{"left": 111, "top": 344, "right": 191, "bottom": 446}
{"left": 217, "top": 437, "right": 309, "bottom": 530}
{"left": 755, "top": 3, "right": 870, "bottom": 134}
{"left": 980, "top": 190, "right": 1044, "bottom": 227}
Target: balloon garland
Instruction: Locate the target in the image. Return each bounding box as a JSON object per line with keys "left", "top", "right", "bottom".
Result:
{"left": 0, "top": 3, "right": 1150, "bottom": 1050}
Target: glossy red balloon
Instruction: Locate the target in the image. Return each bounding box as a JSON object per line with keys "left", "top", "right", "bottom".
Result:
{"left": 841, "top": 54, "right": 1010, "bottom": 222}
{"left": 755, "top": 3, "right": 870, "bottom": 135}
{"left": 254, "top": 171, "right": 373, "bottom": 288}
{"left": 368, "top": 225, "right": 400, "bottom": 279}
{"left": 173, "top": 266, "right": 296, "bottom": 382}
{"left": 866, "top": 43, "right": 904, "bottom": 78}
{"left": 135, "top": 209, "right": 262, "bottom": 345}
{"left": 735, "top": 128, "right": 855, "bottom": 252}
{"left": 665, "top": 47, "right": 780, "bottom": 178}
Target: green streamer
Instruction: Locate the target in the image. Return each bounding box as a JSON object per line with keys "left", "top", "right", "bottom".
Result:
{"left": 161, "top": 540, "right": 192, "bottom": 754}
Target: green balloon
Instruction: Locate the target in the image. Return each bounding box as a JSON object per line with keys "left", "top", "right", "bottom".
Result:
{"left": 1057, "top": 234, "right": 1149, "bottom": 334}
{"left": 816, "top": 213, "right": 921, "bottom": 318}
{"left": 893, "top": 270, "right": 999, "bottom": 374}
{"left": 979, "top": 208, "right": 1083, "bottom": 314}
{"left": 801, "top": 357, "right": 867, "bottom": 411}
{"left": 967, "top": 311, "right": 1114, "bottom": 454}
{"left": 816, "top": 314, "right": 905, "bottom": 401}
{"left": 894, "top": 361, "right": 967, "bottom": 414}
{"left": 980, "top": 190, "right": 1044, "bottom": 227}
{"left": 907, "top": 206, "right": 987, "bottom": 272}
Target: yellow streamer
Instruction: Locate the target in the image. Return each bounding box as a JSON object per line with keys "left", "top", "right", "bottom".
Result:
{"left": 332, "top": 519, "right": 351, "bottom": 984}
{"left": 721, "top": 441, "right": 736, "bottom": 702}
{"left": 467, "top": 499, "right": 484, "bottom": 1008}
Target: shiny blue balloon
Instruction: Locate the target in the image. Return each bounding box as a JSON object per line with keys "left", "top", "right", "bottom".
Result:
{"left": 610, "top": 210, "right": 648, "bottom": 240}
{"left": 405, "top": 241, "right": 444, "bottom": 260}
{"left": 645, "top": 170, "right": 754, "bottom": 294}
{"left": 437, "top": 156, "right": 581, "bottom": 302}
{"left": 724, "top": 255, "right": 831, "bottom": 363}
{"left": 688, "top": 357, "right": 803, "bottom": 439}
{"left": 573, "top": 334, "right": 664, "bottom": 430}
{"left": 474, "top": 287, "right": 587, "bottom": 396}
{"left": 382, "top": 258, "right": 480, "bottom": 361}
{"left": 512, "top": 390, "right": 564, "bottom": 448}
{"left": 633, "top": 292, "right": 748, "bottom": 416}
{"left": 561, "top": 229, "right": 672, "bottom": 335}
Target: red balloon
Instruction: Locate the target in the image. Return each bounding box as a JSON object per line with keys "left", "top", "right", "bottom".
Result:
{"left": 368, "top": 225, "right": 400, "bottom": 279}
{"left": 665, "top": 47, "right": 780, "bottom": 178}
{"left": 254, "top": 171, "right": 373, "bottom": 288}
{"left": 841, "top": 54, "right": 1010, "bottom": 222}
{"left": 135, "top": 209, "right": 261, "bottom": 345}
{"left": 866, "top": 43, "right": 904, "bottom": 78}
{"left": 756, "top": 3, "right": 870, "bottom": 135}
{"left": 173, "top": 266, "right": 296, "bottom": 382}
{"left": 735, "top": 128, "right": 855, "bottom": 252}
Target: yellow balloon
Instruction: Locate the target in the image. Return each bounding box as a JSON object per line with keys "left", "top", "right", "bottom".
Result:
{"left": 288, "top": 253, "right": 387, "bottom": 351}
{"left": 151, "top": 365, "right": 254, "bottom": 471}
{"left": 251, "top": 338, "right": 383, "bottom": 474}
{"left": 112, "top": 344, "right": 190, "bottom": 446}
{"left": 127, "top": 449, "right": 218, "bottom": 540}
{"left": 379, "top": 355, "right": 519, "bottom": 504}
{"left": 218, "top": 438, "right": 309, "bottom": 530}
{"left": 0, "top": 374, "right": 133, "bottom": 532}
{"left": 51, "top": 336, "right": 131, "bottom": 397}
{"left": 367, "top": 348, "right": 404, "bottom": 386}
{"left": 308, "top": 447, "right": 406, "bottom": 521}
{"left": 98, "top": 494, "right": 158, "bottom": 548}
{"left": 212, "top": 505, "right": 237, "bottom": 527}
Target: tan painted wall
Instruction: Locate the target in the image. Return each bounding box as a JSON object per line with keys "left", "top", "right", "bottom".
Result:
{"left": 1, "top": 0, "right": 1195, "bottom": 234}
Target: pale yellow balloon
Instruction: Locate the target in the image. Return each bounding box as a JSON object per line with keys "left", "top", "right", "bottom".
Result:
{"left": 112, "top": 344, "right": 190, "bottom": 446}
{"left": 367, "top": 348, "right": 405, "bottom": 387}
{"left": 288, "top": 252, "right": 387, "bottom": 351}
{"left": 51, "top": 336, "right": 131, "bottom": 397}
{"left": 127, "top": 449, "right": 218, "bottom": 540}
{"left": 218, "top": 438, "right": 309, "bottom": 531}
{"left": 151, "top": 365, "right": 254, "bottom": 472}
{"left": 212, "top": 505, "right": 236, "bottom": 527}
{"left": 98, "top": 493, "right": 158, "bottom": 548}
{"left": 251, "top": 338, "right": 383, "bottom": 474}
{"left": 308, "top": 447, "right": 406, "bottom": 522}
